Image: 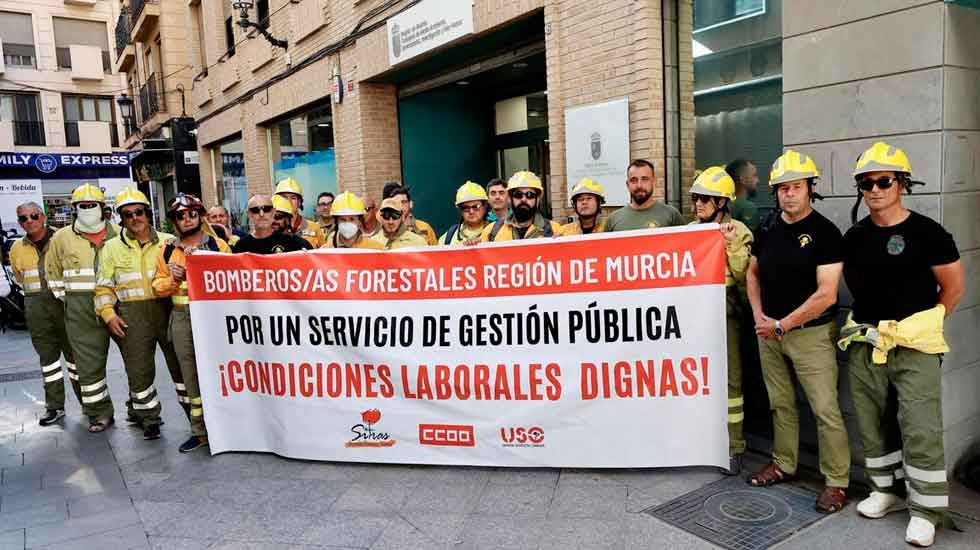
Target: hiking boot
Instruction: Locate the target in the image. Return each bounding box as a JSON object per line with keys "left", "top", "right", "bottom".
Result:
{"left": 39, "top": 409, "right": 65, "bottom": 426}
{"left": 143, "top": 424, "right": 161, "bottom": 441}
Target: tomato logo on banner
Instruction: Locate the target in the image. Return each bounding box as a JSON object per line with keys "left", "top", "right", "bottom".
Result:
{"left": 346, "top": 409, "right": 396, "bottom": 448}
{"left": 500, "top": 426, "right": 545, "bottom": 447}
{"left": 418, "top": 424, "right": 475, "bottom": 447}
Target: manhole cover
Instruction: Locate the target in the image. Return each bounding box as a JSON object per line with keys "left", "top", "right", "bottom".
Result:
{"left": 644, "top": 476, "right": 828, "bottom": 550}
{"left": 0, "top": 370, "right": 42, "bottom": 384}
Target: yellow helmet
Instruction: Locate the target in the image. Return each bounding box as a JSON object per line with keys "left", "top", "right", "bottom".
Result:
{"left": 70, "top": 183, "right": 106, "bottom": 205}
{"left": 330, "top": 191, "right": 366, "bottom": 216}
{"left": 272, "top": 194, "right": 295, "bottom": 216}
{"left": 854, "top": 141, "right": 912, "bottom": 178}
{"left": 114, "top": 187, "right": 150, "bottom": 212}
{"left": 506, "top": 171, "right": 544, "bottom": 193}
{"left": 455, "top": 181, "right": 488, "bottom": 205}
{"left": 569, "top": 177, "right": 606, "bottom": 205}
{"left": 690, "top": 167, "right": 736, "bottom": 201}
{"left": 770, "top": 149, "right": 820, "bottom": 187}
{"left": 274, "top": 177, "right": 303, "bottom": 197}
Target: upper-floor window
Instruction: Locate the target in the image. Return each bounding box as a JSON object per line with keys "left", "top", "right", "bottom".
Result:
{"left": 53, "top": 17, "right": 111, "bottom": 73}
{"left": 0, "top": 11, "right": 36, "bottom": 69}
{"left": 0, "top": 92, "right": 44, "bottom": 145}
{"left": 63, "top": 95, "right": 117, "bottom": 147}
{"left": 694, "top": 0, "right": 765, "bottom": 31}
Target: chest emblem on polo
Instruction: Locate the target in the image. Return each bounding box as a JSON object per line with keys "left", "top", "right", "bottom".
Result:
{"left": 886, "top": 234, "right": 906, "bottom": 256}
{"left": 798, "top": 234, "right": 812, "bottom": 248}
{"left": 648, "top": 221, "right": 659, "bottom": 229}
{"left": 271, "top": 244, "right": 286, "bottom": 254}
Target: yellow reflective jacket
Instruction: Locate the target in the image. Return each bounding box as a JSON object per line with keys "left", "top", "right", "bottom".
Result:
{"left": 688, "top": 216, "right": 753, "bottom": 288}
{"left": 295, "top": 218, "right": 325, "bottom": 248}
{"left": 153, "top": 231, "right": 231, "bottom": 306}
{"left": 321, "top": 232, "right": 385, "bottom": 250}
{"left": 45, "top": 223, "right": 120, "bottom": 299}
{"left": 558, "top": 218, "right": 607, "bottom": 237}
{"left": 9, "top": 229, "right": 54, "bottom": 295}
{"left": 372, "top": 225, "right": 429, "bottom": 249}
{"left": 837, "top": 304, "right": 949, "bottom": 364}
{"left": 480, "top": 213, "right": 561, "bottom": 242}
{"left": 406, "top": 216, "right": 437, "bottom": 245}
{"left": 94, "top": 229, "right": 173, "bottom": 323}
{"left": 439, "top": 222, "right": 488, "bottom": 246}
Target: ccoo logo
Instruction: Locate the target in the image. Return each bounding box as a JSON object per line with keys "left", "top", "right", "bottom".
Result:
{"left": 419, "top": 424, "right": 475, "bottom": 447}
{"left": 500, "top": 426, "right": 544, "bottom": 446}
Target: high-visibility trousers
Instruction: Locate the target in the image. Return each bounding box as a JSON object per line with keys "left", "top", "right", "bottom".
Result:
{"left": 24, "top": 292, "right": 81, "bottom": 410}
{"left": 115, "top": 299, "right": 189, "bottom": 427}
{"left": 848, "top": 344, "right": 948, "bottom": 524}
{"left": 64, "top": 293, "right": 113, "bottom": 420}
{"left": 169, "top": 307, "right": 206, "bottom": 436}
{"left": 727, "top": 312, "right": 745, "bottom": 456}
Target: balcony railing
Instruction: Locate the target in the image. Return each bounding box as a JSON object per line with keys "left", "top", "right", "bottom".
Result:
{"left": 13, "top": 121, "right": 45, "bottom": 146}
{"left": 131, "top": 0, "right": 158, "bottom": 24}
{"left": 64, "top": 121, "right": 119, "bottom": 148}
{"left": 55, "top": 47, "right": 111, "bottom": 73}
{"left": 138, "top": 76, "right": 166, "bottom": 124}
{"left": 115, "top": 10, "right": 131, "bottom": 58}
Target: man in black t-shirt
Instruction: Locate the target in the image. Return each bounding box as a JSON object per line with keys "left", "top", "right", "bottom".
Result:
{"left": 232, "top": 194, "right": 310, "bottom": 254}
{"left": 745, "top": 150, "right": 850, "bottom": 514}
{"left": 840, "top": 143, "right": 965, "bottom": 547}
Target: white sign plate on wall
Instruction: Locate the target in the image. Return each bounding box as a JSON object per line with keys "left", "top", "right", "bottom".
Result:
{"left": 564, "top": 98, "right": 631, "bottom": 207}
{"left": 387, "top": 0, "right": 474, "bottom": 66}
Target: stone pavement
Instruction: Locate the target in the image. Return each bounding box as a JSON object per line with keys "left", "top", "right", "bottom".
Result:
{"left": 1, "top": 329, "right": 979, "bottom": 550}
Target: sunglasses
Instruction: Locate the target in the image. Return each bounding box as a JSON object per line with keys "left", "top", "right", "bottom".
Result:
{"left": 857, "top": 176, "right": 897, "bottom": 192}
{"left": 175, "top": 210, "right": 199, "bottom": 221}
{"left": 17, "top": 213, "right": 41, "bottom": 223}
{"left": 121, "top": 208, "right": 147, "bottom": 220}
{"left": 510, "top": 191, "right": 538, "bottom": 200}
{"left": 460, "top": 204, "right": 482, "bottom": 213}
{"left": 380, "top": 210, "right": 401, "bottom": 220}
{"left": 691, "top": 194, "right": 716, "bottom": 204}
{"left": 273, "top": 213, "right": 290, "bottom": 221}
{"left": 77, "top": 202, "right": 100, "bottom": 210}
{"left": 248, "top": 205, "right": 274, "bottom": 214}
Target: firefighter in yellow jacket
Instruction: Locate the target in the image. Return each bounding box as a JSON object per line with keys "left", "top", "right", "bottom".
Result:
{"left": 440, "top": 182, "right": 490, "bottom": 245}
{"left": 481, "top": 171, "right": 561, "bottom": 242}
{"left": 45, "top": 184, "right": 119, "bottom": 433}
{"left": 9, "top": 201, "right": 81, "bottom": 425}
{"left": 559, "top": 178, "right": 608, "bottom": 236}
{"left": 275, "top": 177, "right": 325, "bottom": 248}
{"left": 321, "top": 192, "right": 385, "bottom": 250}
{"left": 94, "top": 188, "right": 188, "bottom": 440}
{"left": 687, "top": 167, "right": 754, "bottom": 475}
{"left": 153, "top": 194, "right": 231, "bottom": 453}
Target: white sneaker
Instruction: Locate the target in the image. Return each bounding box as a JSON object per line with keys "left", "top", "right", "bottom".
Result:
{"left": 856, "top": 491, "right": 907, "bottom": 519}
{"left": 905, "top": 516, "right": 935, "bottom": 547}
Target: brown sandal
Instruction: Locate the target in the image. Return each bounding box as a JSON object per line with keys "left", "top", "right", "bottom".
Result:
{"left": 88, "top": 416, "right": 115, "bottom": 433}
{"left": 815, "top": 486, "right": 847, "bottom": 514}
{"left": 746, "top": 462, "right": 795, "bottom": 487}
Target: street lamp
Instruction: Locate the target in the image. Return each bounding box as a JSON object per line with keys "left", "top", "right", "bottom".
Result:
{"left": 116, "top": 93, "right": 135, "bottom": 134}
{"left": 232, "top": 1, "right": 288, "bottom": 50}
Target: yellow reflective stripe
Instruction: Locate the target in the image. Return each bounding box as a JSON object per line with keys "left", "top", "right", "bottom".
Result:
{"left": 190, "top": 408, "right": 204, "bottom": 417}
{"left": 866, "top": 450, "right": 903, "bottom": 468}
{"left": 727, "top": 397, "right": 744, "bottom": 407}
{"left": 23, "top": 269, "right": 39, "bottom": 278}
{"left": 909, "top": 488, "right": 948, "bottom": 509}
{"left": 132, "top": 399, "right": 160, "bottom": 410}
{"left": 131, "top": 385, "right": 156, "bottom": 399}
{"left": 190, "top": 397, "right": 203, "bottom": 405}
{"left": 905, "top": 464, "right": 947, "bottom": 484}
{"left": 172, "top": 295, "right": 189, "bottom": 305}
{"left": 65, "top": 281, "right": 96, "bottom": 291}
{"left": 80, "top": 379, "right": 106, "bottom": 392}
{"left": 93, "top": 295, "right": 115, "bottom": 309}
{"left": 24, "top": 282, "right": 42, "bottom": 291}
{"left": 117, "top": 288, "right": 147, "bottom": 299}
{"left": 44, "top": 371, "right": 64, "bottom": 383}
{"left": 116, "top": 272, "right": 143, "bottom": 283}
{"left": 727, "top": 412, "right": 744, "bottom": 423}
{"left": 174, "top": 383, "right": 186, "bottom": 391}
{"left": 41, "top": 361, "right": 61, "bottom": 374}
{"left": 63, "top": 268, "right": 95, "bottom": 277}
{"left": 81, "top": 389, "right": 108, "bottom": 403}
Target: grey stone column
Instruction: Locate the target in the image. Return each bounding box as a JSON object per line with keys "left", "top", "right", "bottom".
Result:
{"left": 781, "top": 0, "right": 980, "bottom": 469}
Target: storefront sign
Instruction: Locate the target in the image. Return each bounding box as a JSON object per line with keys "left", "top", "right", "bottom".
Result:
{"left": 564, "top": 98, "right": 631, "bottom": 206}
{"left": 0, "top": 153, "right": 130, "bottom": 174}
{"left": 388, "top": 0, "right": 474, "bottom": 66}
{"left": 0, "top": 179, "right": 43, "bottom": 235}
{"left": 186, "top": 227, "right": 729, "bottom": 467}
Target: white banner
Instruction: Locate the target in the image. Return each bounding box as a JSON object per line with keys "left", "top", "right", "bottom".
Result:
{"left": 187, "top": 227, "right": 729, "bottom": 468}
{"left": 387, "top": 0, "right": 474, "bottom": 66}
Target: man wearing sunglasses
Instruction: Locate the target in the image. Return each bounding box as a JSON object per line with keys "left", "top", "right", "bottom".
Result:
{"left": 95, "top": 188, "right": 188, "bottom": 441}
{"left": 745, "top": 150, "right": 850, "bottom": 514}
{"left": 606, "top": 159, "right": 685, "bottom": 232}
{"left": 360, "top": 196, "right": 381, "bottom": 239}
{"left": 9, "top": 202, "right": 82, "bottom": 426}
{"left": 46, "top": 184, "right": 120, "bottom": 433}
{"left": 685, "top": 167, "right": 753, "bottom": 476}
{"left": 838, "top": 143, "right": 965, "bottom": 547}
{"left": 480, "top": 171, "right": 560, "bottom": 242}
{"left": 559, "top": 178, "right": 607, "bottom": 236}
{"left": 384, "top": 184, "right": 437, "bottom": 245}
{"left": 323, "top": 192, "right": 385, "bottom": 250}
{"left": 440, "top": 181, "right": 490, "bottom": 246}
{"left": 233, "top": 194, "right": 310, "bottom": 254}
{"left": 153, "top": 193, "right": 231, "bottom": 453}
{"left": 275, "top": 177, "right": 325, "bottom": 248}
{"left": 372, "top": 198, "right": 428, "bottom": 249}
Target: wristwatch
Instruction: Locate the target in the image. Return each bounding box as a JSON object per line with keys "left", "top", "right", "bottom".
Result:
{"left": 774, "top": 320, "right": 785, "bottom": 337}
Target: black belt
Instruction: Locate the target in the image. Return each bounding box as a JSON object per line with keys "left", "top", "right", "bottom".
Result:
{"left": 793, "top": 310, "right": 837, "bottom": 331}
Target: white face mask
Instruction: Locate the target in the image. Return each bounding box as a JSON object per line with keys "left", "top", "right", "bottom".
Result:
{"left": 338, "top": 221, "right": 359, "bottom": 240}
{"left": 75, "top": 207, "right": 105, "bottom": 233}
